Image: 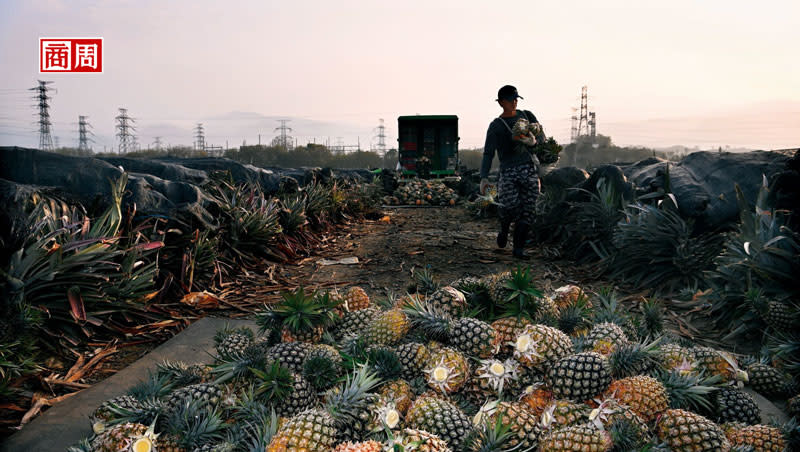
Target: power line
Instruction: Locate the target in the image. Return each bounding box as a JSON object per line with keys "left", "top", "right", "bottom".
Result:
{"left": 78, "top": 115, "right": 93, "bottom": 152}
{"left": 194, "top": 123, "right": 205, "bottom": 152}
{"left": 30, "top": 80, "right": 54, "bottom": 151}
{"left": 273, "top": 119, "right": 293, "bottom": 150}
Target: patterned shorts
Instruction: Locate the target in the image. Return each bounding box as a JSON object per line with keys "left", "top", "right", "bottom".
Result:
{"left": 497, "top": 162, "right": 541, "bottom": 226}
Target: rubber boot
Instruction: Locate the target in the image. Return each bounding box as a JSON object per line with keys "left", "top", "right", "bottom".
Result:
{"left": 512, "top": 223, "right": 530, "bottom": 259}
{"left": 497, "top": 219, "right": 511, "bottom": 249}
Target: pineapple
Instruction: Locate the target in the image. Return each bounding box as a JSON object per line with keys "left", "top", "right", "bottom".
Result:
{"left": 255, "top": 287, "right": 339, "bottom": 343}
{"left": 214, "top": 327, "right": 253, "bottom": 359}
{"left": 655, "top": 409, "right": 730, "bottom": 452}
{"left": 266, "top": 367, "right": 381, "bottom": 452}
{"left": 394, "top": 342, "right": 430, "bottom": 379}
{"left": 762, "top": 300, "right": 796, "bottom": 331}
{"left": 490, "top": 317, "right": 531, "bottom": 354}
{"left": 788, "top": 394, "right": 800, "bottom": 418}
{"left": 587, "top": 398, "right": 650, "bottom": 448}
{"left": 303, "top": 344, "right": 343, "bottom": 391}
{"left": 159, "top": 400, "right": 227, "bottom": 452}
{"left": 333, "top": 307, "right": 381, "bottom": 339}
{"left": 540, "top": 399, "right": 590, "bottom": 430}
{"left": 539, "top": 423, "right": 612, "bottom": 452}
{"left": 405, "top": 396, "right": 473, "bottom": 450}
{"left": 519, "top": 384, "right": 554, "bottom": 418}
{"left": 333, "top": 441, "right": 382, "bottom": 452}
{"left": 412, "top": 267, "right": 440, "bottom": 295}
{"left": 474, "top": 400, "right": 541, "bottom": 451}
{"left": 547, "top": 352, "right": 612, "bottom": 401}
{"left": 692, "top": 346, "right": 747, "bottom": 384}
{"left": 490, "top": 267, "right": 554, "bottom": 322}
{"left": 91, "top": 422, "right": 159, "bottom": 452}
{"left": 658, "top": 343, "right": 695, "bottom": 371}
{"left": 265, "top": 342, "right": 312, "bottom": 374}
{"left": 713, "top": 387, "right": 761, "bottom": 425}
{"left": 746, "top": 362, "right": 791, "bottom": 397}
{"left": 463, "top": 358, "right": 520, "bottom": 405}
{"left": 252, "top": 362, "right": 315, "bottom": 417}
{"left": 552, "top": 284, "right": 588, "bottom": 311}
{"left": 390, "top": 428, "right": 451, "bottom": 451}
{"left": 361, "top": 309, "right": 410, "bottom": 346}
{"left": 90, "top": 395, "right": 142, "bottom": 427}
{"left": 427, "top": 286, "right": 468, "bottom": 318}
{"left": 379, "top": 379, "right": 415, "bottom": 414}
{"left": 725, "top": 424, "right": 786, "bottom": 452}
{"left": 424, "top": 347, "right": 471, "bottom": 394}
{"left": 344, "top": 286, "right": 371, "bottom": 311}
{"left": 586, "top": 322, "right": 629, "bottom": 353}
{"left": 404, "top": 299, "right": 500, "bottom": 358}
{"left": 511, "top": 324, "right": 572, "bottom": 369}
{"left": 604, "top": 375, "right": 669, "bottom": 423}
{"left": 164, "top": 383, "right": 223, "bottom": 413}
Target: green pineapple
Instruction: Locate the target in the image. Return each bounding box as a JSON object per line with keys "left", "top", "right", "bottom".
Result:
{"left": 511, "top": 323, "right": 573, "bottom": 369}
{"left": 164, "top": 383, "right": 224, "bottom": 414}
{"left": 547, "top": 352, "right": 611, "bottom": 401}
{"left": 539, "top": 423, "right": 612, "bottom": 452}
{"left": 333, "top": 307, "right": 381, "bottom": 339}
{"left": 747, "top": 362, "right": 791, "bottom": 397}
{"left": 404, "top": 299, "right": 500, "bottom": 358}
{"left": 252, "top": 362, "right": 315, "bottom": 417}
{"left": 426, "top": 286, "right": 468, "bottom": 318}
{"left": 394, "top": 342, "right": 430, "bottom": 380}
{"left": 303, "top": 344, "right": 344, "bottom": 391}
{"left": 405, "top": 395, "right": 473, "bottom": 450}
{"left": 361, "top": 309, "right": 410, "bottom": 346}
{"left": 473, "top": 400, "right": 541, "bottom": 451}
{"left": 213, "top": 326, "right": 254, "bottom": 359}
{"left": 265, "top": 341, "right": 312, "bottom": 373}
{"left": 265, "top": 367, "right": 382, "bottom": 452}
{"left": 655, "top": 409, "right": 730, "bottom": 452}
{"left": 713, "top": 387, "right": 761, "bottom": 425}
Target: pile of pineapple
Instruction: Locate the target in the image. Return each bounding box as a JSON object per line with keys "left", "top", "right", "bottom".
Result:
{"left": 72, "top": 270, "right": 800, "bottom": 452}
{"left": 384, "top": 179, "right": 458, "bottom": 207}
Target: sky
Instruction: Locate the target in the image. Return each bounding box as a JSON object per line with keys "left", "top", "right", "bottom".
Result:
{"left": 0, "top": 0, "right": 798, "bottom": 152}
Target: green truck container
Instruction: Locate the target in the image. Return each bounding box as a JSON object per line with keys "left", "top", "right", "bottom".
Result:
{"left": 397, "top": 115, "right": 459, "bottom": 177}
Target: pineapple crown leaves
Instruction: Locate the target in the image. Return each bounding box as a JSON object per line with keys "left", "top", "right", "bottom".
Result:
{"left": 163, "top": 399, "right": 228, "bottom": 450}
{"left": 402, "top": 298, "right": 452, "bottom": 341}
{"left": 364, "top": 347, "right": 404, "bottom": 381}
{"left": 654, "top": 368, "right": 721, "bottom": 413}
{"left": 99, "top": 397, "right": 165, "bottom": 428}
{"left": 606, "top": 416, "right": 648, "bottom": 452}
{"left": 250, "top": 361, "right": 295, "bottom": 405}
{"left": 232, "top": 384, "right": 273, "bottom": 423}
{"left": 555, "top": 298, "right": 593, "bottom": 335}
{"left": 303, "top": 353, "right": 342, "bottom": 390}
{"left": 255, "top": 287, "right": 339, "bottom": 334}
{"left": 608, "top": 337, "right": 663, "bottom": 379}
{"left": 500, "top": 266, "right": 544, "bottom": 319}
{"left": 637, "top": 297, "right": 665, "bottom": 339}
{"left": 211, "top": 344, "right": 268, "bottom": 385}
{"left": 464, "top": 413, "right": 523, "bottom": 452}
{"left": 238, "top": 408, "right": 282, "bottom": 452}
{"left": 324, "top": 365, "right": 382, "bottom": 426}
{"left": 411, "top": 267, "right": 440, "bottom": 295}
{"left": 127, "top": 371, "right": 175, "bottom": 401}
{"left": 65, "top": 439, "right": 92, "bottom": 452}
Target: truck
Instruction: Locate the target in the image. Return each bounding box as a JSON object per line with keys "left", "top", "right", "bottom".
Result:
{"left": 397, "top": 115, "right": 459, "bottom": 178}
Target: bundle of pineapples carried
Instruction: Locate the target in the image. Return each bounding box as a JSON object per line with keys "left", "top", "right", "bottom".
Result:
{"left": 511, "top": 118, "right": 562, "bottom": 165}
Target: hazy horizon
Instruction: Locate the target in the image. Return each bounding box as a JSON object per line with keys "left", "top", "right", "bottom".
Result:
{"left": 1, "top": 1, "right": 798, "bottom": 152}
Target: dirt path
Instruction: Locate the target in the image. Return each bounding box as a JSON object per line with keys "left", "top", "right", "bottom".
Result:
{"left": 280, "top": 206, "right": 603, "bottom": 298}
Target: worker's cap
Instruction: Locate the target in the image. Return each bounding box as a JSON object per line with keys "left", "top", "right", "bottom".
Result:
{"left": 497, "top": 85, "right": 523, "bottom": 101}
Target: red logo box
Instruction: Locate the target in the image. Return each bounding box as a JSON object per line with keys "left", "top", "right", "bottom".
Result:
{"left": 40, "top": 38, "right": 103, "bottom": 73}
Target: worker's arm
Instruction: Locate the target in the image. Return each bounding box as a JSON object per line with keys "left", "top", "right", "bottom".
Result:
{"left": 526, "top": 110, "right": 547, "bottom": 144}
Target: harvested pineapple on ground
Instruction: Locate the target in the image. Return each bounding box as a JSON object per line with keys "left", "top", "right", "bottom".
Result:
{"left": 384, "top": 178, "right": 459, "bottom": 206}
{"left": 70, "top": 267, "right": 800, "bottom": 452}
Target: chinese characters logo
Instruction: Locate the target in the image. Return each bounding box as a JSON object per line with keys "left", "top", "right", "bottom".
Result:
{"left": 40, "top": 38, "right": 103, "bottom": 73}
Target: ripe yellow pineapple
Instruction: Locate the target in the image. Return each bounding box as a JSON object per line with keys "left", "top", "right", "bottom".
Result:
{"left": 519, "top": 384, "right": 554, "bottom": 418}
{"left": 724, "top": 424, "right": 786, "bottom": 452}
{"left": 475, "top": 401, "right": 542, "bottom": 451}
{"left": 344, "top": 287, "right": 371, "bottom": 311}
{"left": 604, "top": 375, "right": 669, "bottom": 423}
{"left": 379, "top": 379, "right": 414, "bottom": 414}
{"left": 362, "top": 309, "right": 410, "bottom": 346}
{"left": 539, "top": 423, "right": 612, "bottom": 452}
{"left": 552, "top": 284, "right": 589, "bottom": 311}
{"left": 490, "top": 317, "right": 532, "bottom": 354}
{"left": 390, "top": 428, "right": 451, "bottom": 452}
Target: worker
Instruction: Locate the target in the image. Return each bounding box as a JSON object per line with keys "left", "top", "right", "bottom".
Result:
{"left": 479, "top": 85, "right": 547, "bottom": 259}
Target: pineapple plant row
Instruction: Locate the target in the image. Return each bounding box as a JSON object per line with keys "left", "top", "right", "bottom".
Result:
{"left": 70, "top": 267, "right": 800, "bottom": 452}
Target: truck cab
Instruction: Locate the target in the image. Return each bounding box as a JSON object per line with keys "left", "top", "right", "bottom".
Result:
{"left": 397, "top": 115, "right": 459, "bottom": 178}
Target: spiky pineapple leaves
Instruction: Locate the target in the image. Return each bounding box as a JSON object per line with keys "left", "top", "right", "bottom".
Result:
{"left": 255, "top": 287, "right": 341, "bottom": 337}
{"left": 499, "top": 266, "right": 544, "bottom": 321}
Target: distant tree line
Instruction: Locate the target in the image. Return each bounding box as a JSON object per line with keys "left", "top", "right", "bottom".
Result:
{"left": 556, "top": 135, "right": 683, "bottom": 169}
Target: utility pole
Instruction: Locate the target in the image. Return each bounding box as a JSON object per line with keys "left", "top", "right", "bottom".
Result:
{"left": 115, "top": 108, "right": 136, "bottom": 154}
{"left": 78, "top": 115, "right": 93, "bottom": 152}
{"left": 153, "top": 136, "right": 163, "bottom": 150}
{"left": 194, "top": 123, "right": 205, "bottom": 152}
{"left": 588, "top": 112, "right": 596, "bottom": 138}
{"left": 30, "top": 80, "right": 54, "bottom": 151}
{"left": 274, "top": 119, "right": 293, "bottom": 150}
{"left": 373, "top": 118, "right": 387, "bottom": 155}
